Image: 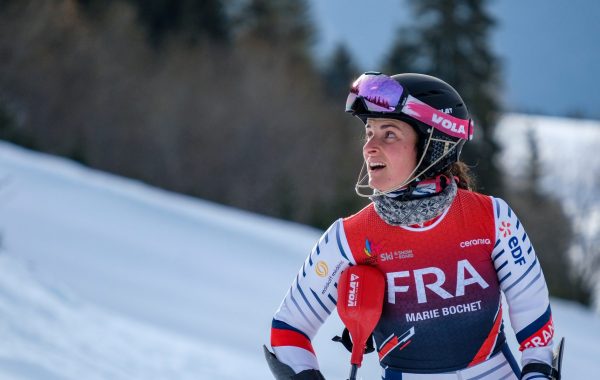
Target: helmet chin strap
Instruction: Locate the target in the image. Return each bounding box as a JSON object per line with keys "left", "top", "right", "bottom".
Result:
{"left": 354, "top": 129, "right": 461, "bottom": 198}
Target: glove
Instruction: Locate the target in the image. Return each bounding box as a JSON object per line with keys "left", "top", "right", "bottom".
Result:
{"left": 292, "top": 369, "right": 326, "bottom": 380}
{"left": 520, "top": 362, "right": 559, "bottom": 380}
{"left": 264, "top": 345, "right": 326, "bottom": 380}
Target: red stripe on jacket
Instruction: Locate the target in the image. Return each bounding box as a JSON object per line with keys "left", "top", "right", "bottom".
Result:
{"left": 469, "top": 305, "right": 503, "bottom": 367}
{"left": 271, "top": 328, "right": 315, "bottom": 354}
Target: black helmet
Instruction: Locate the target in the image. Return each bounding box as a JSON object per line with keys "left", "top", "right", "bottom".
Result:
{"left": 346, "top": 72, "right": 472, "bottom": 195}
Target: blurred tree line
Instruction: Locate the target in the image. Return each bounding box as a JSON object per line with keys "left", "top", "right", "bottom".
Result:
{"left": 0, "top": 0, "right": 363, "bottom": 227}
{"left": 0, "top": 0, "right": 592, "bottom": 305}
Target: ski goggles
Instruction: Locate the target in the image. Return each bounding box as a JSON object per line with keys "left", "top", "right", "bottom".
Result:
{"left": 345, "top": 72, "right": 474, "bottom": 140}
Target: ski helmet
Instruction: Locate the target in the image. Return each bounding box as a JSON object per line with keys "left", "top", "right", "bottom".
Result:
{"left": 345, "top": 72, "right": 473, "bottom": 196}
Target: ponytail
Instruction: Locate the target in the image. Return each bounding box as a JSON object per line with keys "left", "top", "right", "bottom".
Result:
{"left": 444, "top": 161, "right": 475, "bottom": 191}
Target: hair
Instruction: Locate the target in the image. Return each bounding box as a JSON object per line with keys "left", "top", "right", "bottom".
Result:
{"left": 443, "top": 161, "right": 475, "bottom": 191}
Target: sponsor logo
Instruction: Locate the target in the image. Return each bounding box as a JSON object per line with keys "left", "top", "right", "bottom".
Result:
{"left": 347, "top": 274, "right": 360, "bottom": 307}
{"left": 315, "top": 261, "right": 329, "bottom": 277}
{"left": 459, "top": 238, "right": 491, "bottom": 248}
{"left": 364, "top": 239, "right": 374, "bottom": 257}
{"left": 387, "top": 259, "right": 489, "bottom": 304}
{"left": 431, "top": 113, "right": 466, "bottom": 135}
{"left": 379, "top": 249, "right": 414, "bottom": 261}
{"left": 508, "top": 236, "right": 526, "bottom": 266}
{"left": 499, "top": 221, "right": 512, "bottom": 237}
{"left": 320, "top": 261, "right": 344, "bottom": 295}
{"left": 364, "top": 238, "right": 385, "bottom": 257}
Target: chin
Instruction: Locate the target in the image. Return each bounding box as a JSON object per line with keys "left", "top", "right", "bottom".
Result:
{"left": 369, "top": 181, "right": 389, "bottom": 192}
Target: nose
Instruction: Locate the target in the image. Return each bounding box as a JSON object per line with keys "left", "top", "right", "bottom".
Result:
{"left": 363, "top": 137, "right": 379, "bottom": 156}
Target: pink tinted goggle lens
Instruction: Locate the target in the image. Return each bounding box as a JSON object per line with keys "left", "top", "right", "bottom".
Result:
{"left": 345, "top": 73, "right": 404, "bottom": 112}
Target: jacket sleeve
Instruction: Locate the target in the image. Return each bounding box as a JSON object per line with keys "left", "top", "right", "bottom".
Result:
{"left": 270, "top": 219, "right": 356, "bottom": 374}
{"left": 491, "top": 197, "right": 554, "bottom": 367}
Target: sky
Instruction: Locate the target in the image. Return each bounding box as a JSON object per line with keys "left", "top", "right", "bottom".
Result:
{"left": 0, "top": 114, "right": 599, "bottom": 378}
{"left": 308, "top": 0, "right": 600, "bottom": 119}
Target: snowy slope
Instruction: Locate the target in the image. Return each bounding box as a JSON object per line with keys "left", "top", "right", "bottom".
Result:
{"left": 1, "top": 114, "right": 599, "bottom": 379}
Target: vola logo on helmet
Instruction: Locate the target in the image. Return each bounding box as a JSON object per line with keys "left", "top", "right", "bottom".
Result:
{"left": 402, "top": 95, "right": 471, "bottom": 141}
{"left": 431, "top": 113, "right": 467, "bottom": 135}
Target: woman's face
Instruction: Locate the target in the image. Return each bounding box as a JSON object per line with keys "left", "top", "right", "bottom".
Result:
{"left": 363, "top": 118, "right": 419, "bottom": 192}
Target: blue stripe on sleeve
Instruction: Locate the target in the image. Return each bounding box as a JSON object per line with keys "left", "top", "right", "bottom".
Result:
{"left": 495, "top": 198, "right": 501, "bottom": 218}
{"left": 327, "top": 294, "right": 337, "bottom": 305}
{"left": 496, "top": 261, "right": 508, "bottom": 273}
{"left": 499, "top": 272, "right": 511, "bottom": 283}
{"left": 511, "top": 270, "right": 543, "bottom": 300}
{"left": 493, "top": 249, "right": 505, "bottom": 261}
{"left": 296, "top": 276, "right": 324, "bottom": 323}
{"left": 505, "top": 258, "right": 538, "bottom": 293}
{"left": 516, "top": 305, "right": 552, "bottom": 344}
{"left": 335, "top": 222, "right": 350, "bottom": 261}
{"left": 310, "top": 288, "right": 331, "bottom": 315}
{"left": 271, "top": 319, "right": 310, "bottom": 341}
{"left": 290, "top": 292, "right": 316, "bottom": 330}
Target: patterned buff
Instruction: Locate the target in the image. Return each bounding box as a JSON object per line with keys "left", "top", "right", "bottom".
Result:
{"left": 371, "top": 177, "right": 458, "bottom": 227}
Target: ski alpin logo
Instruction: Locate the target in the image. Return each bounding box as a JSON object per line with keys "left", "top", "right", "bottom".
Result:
{"left": 347, "top": 274, "right": 360, "bottom": 307}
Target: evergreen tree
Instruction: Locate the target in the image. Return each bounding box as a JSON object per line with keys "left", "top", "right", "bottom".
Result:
{"left": 509, "top": 128, "right": 591, "bottom": 304}
{"left": 384, "top": 0, "right": 503, "bottom": 195}
{"left": 234, "top": 0, "right": 314, "bottom": 61}
{"left": 322, "top": 43, "right": 359, "bottom": 100}
{"left": 382, "top": 27, "right": 421, "bottom": 75}
{"left": 125, "top": 0, "right": 231, "bottom": 45}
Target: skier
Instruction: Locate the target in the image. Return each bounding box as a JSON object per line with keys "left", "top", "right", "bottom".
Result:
{"left": 265, "top": 72, "right": 558, "bottom": 379}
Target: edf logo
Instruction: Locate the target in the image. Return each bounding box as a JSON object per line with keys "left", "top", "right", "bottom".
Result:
{"left": 508, "top": 236, "right": 527, "bottom": 266}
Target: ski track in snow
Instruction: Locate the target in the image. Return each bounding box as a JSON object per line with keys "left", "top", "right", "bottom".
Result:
{"left": 0, "top": 113, "right": 599, "bottom": 379}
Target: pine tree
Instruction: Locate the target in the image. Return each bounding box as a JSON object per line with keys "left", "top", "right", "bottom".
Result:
{"left": 322, "top": 43, "right": 359, "bottom": 100}
{"left": 124, "top": 0, "right": 231, "bottom": 45}
{"left": 383, "top": 0, "right": 503, "bottom": 195}
{"left": 509, "top": 128, "right": 591, "bottom": 304}
{"left": 234, "top": 0, "right": 314, "bottom": 61}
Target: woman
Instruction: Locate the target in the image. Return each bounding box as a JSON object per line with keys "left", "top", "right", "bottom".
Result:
{"left": 265, "top": 72, "right": 557, "bottom": 379}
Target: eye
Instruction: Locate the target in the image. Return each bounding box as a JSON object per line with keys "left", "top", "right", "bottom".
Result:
{"left": 385, "top": 130, "right": 396, "bottom": 139}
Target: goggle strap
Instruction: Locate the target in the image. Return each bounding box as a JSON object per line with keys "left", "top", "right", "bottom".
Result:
{"left": 402, "top": 95, "right": 472, "bottom": 141}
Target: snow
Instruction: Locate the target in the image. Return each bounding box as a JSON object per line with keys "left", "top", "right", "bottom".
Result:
{"left": 0, "top": 114, "right": 599, "bottom": 379}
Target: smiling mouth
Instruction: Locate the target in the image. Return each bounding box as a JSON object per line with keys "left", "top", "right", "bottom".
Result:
{"left": 368, "top": 162, "right": 386, "bottom": 172}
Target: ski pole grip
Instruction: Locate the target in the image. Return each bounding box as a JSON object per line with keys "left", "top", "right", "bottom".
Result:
{"left": 337, "top": 265, "right": 385, "bottom": 367}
